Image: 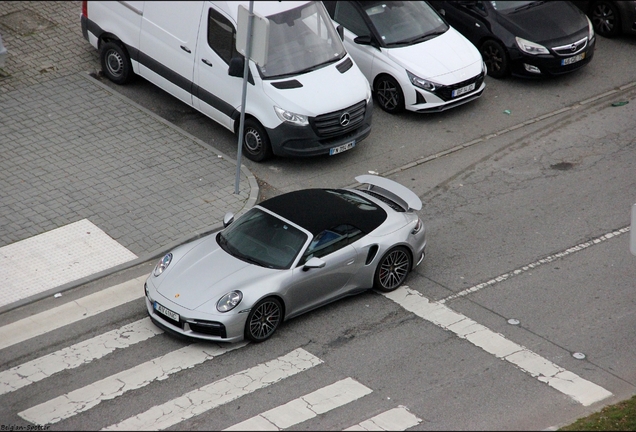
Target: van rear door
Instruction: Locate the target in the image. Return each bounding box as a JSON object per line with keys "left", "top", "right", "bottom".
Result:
{"left": 139, "top": 1, "right": 205, "bottom": 105}
{"left": 193, "top": 5, "right": 243, "bottom": 130}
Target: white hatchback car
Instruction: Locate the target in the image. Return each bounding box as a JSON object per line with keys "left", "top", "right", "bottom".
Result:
{"left": 324, "top": 0, "right": 486, "bottom": 114}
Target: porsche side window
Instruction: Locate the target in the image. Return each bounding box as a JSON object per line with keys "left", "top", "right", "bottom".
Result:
{"left": 299, "top": 224, "right": 363, "bottom": 265}
{"left": 207, "top": 8, "right": 239, "bottom": 64}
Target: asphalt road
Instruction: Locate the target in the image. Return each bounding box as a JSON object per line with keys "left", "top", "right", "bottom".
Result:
{"left": 2, "top": 30, "right": 636, "bottom": 430}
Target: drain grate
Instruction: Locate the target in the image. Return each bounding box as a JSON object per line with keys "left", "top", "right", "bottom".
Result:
{"left": 0, "top": 9, "right": 57, "bottom": 36}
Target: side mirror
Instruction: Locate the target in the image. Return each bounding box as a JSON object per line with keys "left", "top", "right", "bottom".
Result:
{"left": 336, "top": 24, "right": 344, "bottom": 41}
{"left": 223, "top": 212, "right": 234, "bottom": 228}
{"left": 228, "top": 57, "right": 244, "bottom": 78}
{"left": 353, "top": 35, "right": 373, "bottom": 46}
{"left": 303, "top": 257, "right": 326, "bottom": 271}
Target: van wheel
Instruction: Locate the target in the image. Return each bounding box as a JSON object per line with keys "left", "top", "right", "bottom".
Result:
{"left": 100, "top": 41, "right": 133, "bottom": 84}
{"left": 243, "top": 118, "right": 273, "bottom": 162}
{"left": 374, "top": 75, "right": 404, "bottom": 114}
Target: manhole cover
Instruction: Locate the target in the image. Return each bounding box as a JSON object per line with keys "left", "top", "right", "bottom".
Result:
{"left": 550, "top": 162, "right": 574, "bottom": 171}
{"left": 0, "top": 9, "right": 56, "bottom": 36}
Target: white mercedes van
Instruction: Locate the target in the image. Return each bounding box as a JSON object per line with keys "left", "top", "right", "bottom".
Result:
{"left": 81, "top": 1, "right": 373, "bottom": 162}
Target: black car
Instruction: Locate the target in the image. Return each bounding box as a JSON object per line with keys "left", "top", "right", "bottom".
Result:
{"left": 429, "top": 1, "right": 596, "bottom": 79}
{"left": 572, "top": 0, "right": 636, "bottom": 38}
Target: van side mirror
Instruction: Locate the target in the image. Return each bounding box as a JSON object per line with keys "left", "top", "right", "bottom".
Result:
{"left": 228, "top": 56, "right": 255, "bottom": 85}
{"left": 223, "top": 212, "right": 234, "bottom": 228}
{"left": 336, "top": 24, "right": 344, "bottom": 41}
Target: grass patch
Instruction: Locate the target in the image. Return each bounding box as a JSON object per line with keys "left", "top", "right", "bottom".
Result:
{"left": 560, "top": 395, "right": 636, "bottom": 431}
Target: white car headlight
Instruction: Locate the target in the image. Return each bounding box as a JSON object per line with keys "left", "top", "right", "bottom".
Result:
{"left": 153, "top": 253, "right": 172, "bottom": 277}
{"left": 274, "top": 106, "right": 309, "bottom": 126}
{"left": 406, "top": 70, "right": 439, "bottom": 92}
{"left": 515, "top": 37, "right": 549, "bottom": 55}
{"left": 217, "top": 291, "right": 243, "bottom": 312}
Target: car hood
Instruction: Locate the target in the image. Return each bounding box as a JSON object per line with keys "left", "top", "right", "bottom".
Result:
{"left": 154, "top": 235, "right": 275, "bottom": 311}
{"left": 495, "top": 2, "right": 588, "bottom": 44}
{"left": 385, "top": 27, "right": 482, "bottom": 84}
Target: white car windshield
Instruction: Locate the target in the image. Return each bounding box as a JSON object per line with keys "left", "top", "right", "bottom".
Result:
{"left": 363, "top": 1, "right": 448, "bottom": 46}
{"left": 218, "top": 208, "right": 308, "bottom": 269}
{"left": 259, "top": 1, "right": 346, "bottom": 78}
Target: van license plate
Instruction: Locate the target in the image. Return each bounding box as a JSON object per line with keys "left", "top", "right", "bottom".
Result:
{"left": 330, "top": 141, "right": 355, "bottom": 155}
{"left": 452, "top": 83, "right": 475, "bottom": 98}
{"left": 561, "top": 52, "right": 585, "bottom": 66}
{"left": 155, "top": 302, "right": 179, "bottom": 322}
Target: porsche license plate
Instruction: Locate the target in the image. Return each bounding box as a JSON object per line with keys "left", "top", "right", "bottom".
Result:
{"left": 561, "top": 52, "right": 585, "bottom": 66}
{"left": 155, "top": 302, "right": 179, "bottom": 322}
{"left": 330, "top": 140, "right": 355, "bottom": 155}
{"left": 452, "top": 83, "right": 475, "bottom": 98}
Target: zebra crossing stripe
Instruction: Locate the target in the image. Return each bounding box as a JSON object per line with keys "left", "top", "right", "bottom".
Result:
{"left": 19, "top": 341, "right": 247, "bottom": 425}
{"left": 383, "top": 287, "right": 613, "bottom": 407}
{"left": 343, "top": 406, "right": 422, "bottom": 431}
{"left": 223, "top": 377, "right": 372, "bottom": 430}
{"left": 0, "top": 275, "right": 146, "bottom": 351}
{"left": 103, "top": 348, "right": 323, "bottom": 431}
{"left": 0, "top": 317, "right": 162, "bottom": 396}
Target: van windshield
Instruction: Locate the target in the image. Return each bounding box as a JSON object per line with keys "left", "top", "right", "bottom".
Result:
{"left": 259, "top": 1, "right": 346, "bottom": 79}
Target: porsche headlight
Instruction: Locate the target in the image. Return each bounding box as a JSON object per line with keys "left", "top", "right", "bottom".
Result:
{"left": 153, "top": 253, "right": 172, "bottom": 277}
{"left": 515, "top": 37, "right": 549, "bottom": 55}
{"left": 274, "top": 106, "right": 309, "bottom": 126}
{"left": 407, "top": 70, "right": 439, "bottom": 92}
{"left": 217, "top": 291, "right": 243, "bottom": 312}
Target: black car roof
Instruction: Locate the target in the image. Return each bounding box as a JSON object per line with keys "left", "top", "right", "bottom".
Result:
{"left": 259, "top": 189, "right": 387, "bottom": 236}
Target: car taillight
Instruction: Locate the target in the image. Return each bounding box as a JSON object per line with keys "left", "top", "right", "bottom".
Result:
{"left": 82, "top": 1, "right": 87, "bottom": 17}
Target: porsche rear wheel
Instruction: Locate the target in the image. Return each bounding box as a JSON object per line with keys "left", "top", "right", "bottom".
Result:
{"left": 245, "top": 297, "right": 282, "bottom": 342}
{"left": 374, "top": 246, "right": 412, "bottom": 292}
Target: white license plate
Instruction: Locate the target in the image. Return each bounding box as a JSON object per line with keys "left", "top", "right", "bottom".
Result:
{"left": 155, "top": 302, "right": 179, "bottom": 322}
{"left": 561, "top": 52, "right": 585, "bottom": 66}
{"left": 329, "top": 140, "right": 355, "bottom": 155}
{"left": 452, "top": 83, "right": 475, "bottom": 98}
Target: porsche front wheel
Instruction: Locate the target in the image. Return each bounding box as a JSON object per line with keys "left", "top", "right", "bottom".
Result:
{"left": 244, "top": 297, "right": 282, "bottom": 342}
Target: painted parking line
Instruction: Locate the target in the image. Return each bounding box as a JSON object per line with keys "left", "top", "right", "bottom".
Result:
{"left": 0, "top": 219, "right": 137, "bottom": 309}
{"left": 0, "top": 317, "right": 162, "bottom": 396}
{"left": 224, "top": 377, "right": 372, "bottom": 431}
{"left": 19, "top": 341, "right": 247, "bottom": 425}
{"left": 103, "top": 348, "right": 323, "bottom": 431}
{"left": 0, "top": 275, "right": 145, "bottom": 351}
{"left": 343, "top": 406, "right": 422, "bottom": 431}
{"left": 383, "top": 287, "right": 613, "bottom": 407}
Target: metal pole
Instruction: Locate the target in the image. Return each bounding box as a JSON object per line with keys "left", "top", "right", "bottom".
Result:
{"left": 235, "top": 1, "right": 255, "bottom": 194}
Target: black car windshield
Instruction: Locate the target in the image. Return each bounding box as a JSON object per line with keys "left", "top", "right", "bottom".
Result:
{"left": 218, "top": 208, "right": 308, "bottom": 269}
{"left": 490, "top": 1, "right": 544, "bottom": 12}
{"left": 258, "top": 1, "right": 346, "bottom": 79}
{"left": 362, "top": 0, "right": 448, "bottom": 46}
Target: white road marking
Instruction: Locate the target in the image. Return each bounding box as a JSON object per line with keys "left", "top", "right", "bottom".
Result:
{"left": 102, "top": 348, "right": 323, "bottom": 431}
{"left": 0, "top": 317, "right": 162, "bottom": 396}
{"left": 343, "top": 406, "right": 422, "bottom": 431}
{"left": 19, "top": 342, "right": 246, "bottom": 425}
{"left": 440, "top": 227, "right": 630, "bottom": 304}
{"left": 0, "top": 219, "right": 138, "bottom": 309}
{"left": 384, "top": 287, "right": 613, "bottom": 406}
{"left": 0, "top": 275, "right": 145, "bottom": 351}
{"left": 224, "top": 377, "right": 372, "bottom": 431}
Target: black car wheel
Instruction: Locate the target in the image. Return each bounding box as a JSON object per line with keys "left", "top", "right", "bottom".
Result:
{"left": 590, "top": 0, "right": 621, "bottom": 38}
{"left": 374, "top": 246, "right": 412, "bottom": 292}
{"left": 100, "top": 41, "right": 133, "bottom": 84}
{"left": 245, "top": 297, "right": 282, "bottom": 342}
{"left": 242, "top": 118, "right": 273, "bottom": 162}
{"left": 374, "top": 75, "right": 405, "bottom": 114}
{"left": 480, "top": 40, "right": 509, "bottom": 79}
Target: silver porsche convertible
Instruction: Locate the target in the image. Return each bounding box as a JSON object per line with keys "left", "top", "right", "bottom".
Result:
{"left": 144, "top": 175, "right": 426, "bottom": 343}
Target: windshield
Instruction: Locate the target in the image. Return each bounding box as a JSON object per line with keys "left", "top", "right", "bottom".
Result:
{"left": 218, "top": 208, "right": 308, "bottom": 269}
{"left": 362, "top": 1, "right": 448, "bottom": 46}
{"left": 490, "top": 1, "right": 543, "bottom": 12}
{"left": 259, "top": 1, "right": 346, "bottom": 78}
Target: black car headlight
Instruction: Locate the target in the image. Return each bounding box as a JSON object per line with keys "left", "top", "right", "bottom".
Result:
{"left": 515, "top": 37, "right": 549, "bottom": 55}
{"left": 153, "top": 253, "right": 173, "bottom": 277}
{"left": 217, "top": 291, "right": 243, "bottom": 312}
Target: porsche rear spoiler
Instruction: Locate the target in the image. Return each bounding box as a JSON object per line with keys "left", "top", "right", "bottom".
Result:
{"left": 355, "top": 174, "right": 422, "bottom": 212}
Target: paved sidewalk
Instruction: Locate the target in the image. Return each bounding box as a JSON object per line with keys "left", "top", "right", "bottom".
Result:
{"left": 0, "top": 2, "right": 258, "bottom": 312}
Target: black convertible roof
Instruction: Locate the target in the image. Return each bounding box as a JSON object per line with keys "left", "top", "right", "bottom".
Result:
{"left": 259, "top": 189, "right": 387, "bottom": 236}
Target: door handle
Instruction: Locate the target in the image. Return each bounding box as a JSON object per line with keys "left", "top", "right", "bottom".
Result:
{"left": 180, "top": 45, "right": 191, "bottom": 53}
{"left": 201, "top": 59, "right": 213, "bottom": 67}
{"left": 347, "top": 260, "right": 355, "bottom": 266}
